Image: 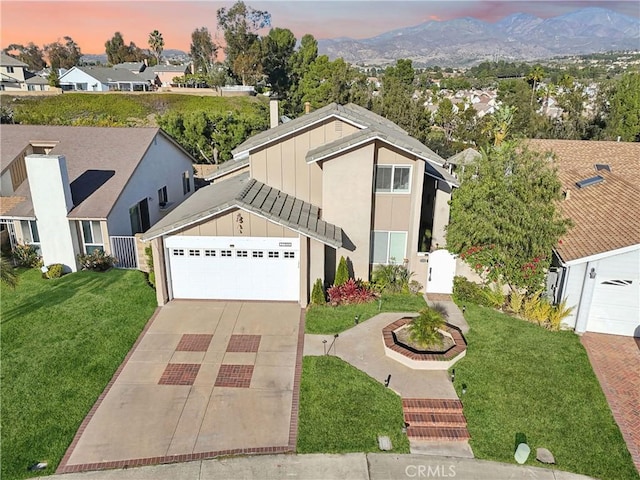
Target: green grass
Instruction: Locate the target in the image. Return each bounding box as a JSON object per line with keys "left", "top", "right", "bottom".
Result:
{"left": 305, "top": 293, "right": 427, "bottom": 334}
{"left": 11, "top": 93, "right": 267, "bottom": 126}
{"left": 453, "top": 303, "right": 639, "bottom": 480}
{"left": 297, "top": 356, "right": 410, "bottom": 454}
{"left": 1, "top": 268, "right": 157, "bottom": 479}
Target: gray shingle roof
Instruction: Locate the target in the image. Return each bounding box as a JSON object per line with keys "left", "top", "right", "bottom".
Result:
{"left": 0, "top": 52, "right": 28, "bottom": 67}
{"left": 63, "top": 66, "right": 153, "bottom": 85}
{"left": 0, "top": 125, "right": 176, "bottom": 219}
{"left": 142, "top": 173, "right": 343, "bottom": 248}
{"left": 205, "top": 157, "right": 250, "bottom": 180}
{"left": 147, "top": 64, "right": 190, "bottom": 73}
{"left": 447, "top": 148, "right": 481, "bottom": 166}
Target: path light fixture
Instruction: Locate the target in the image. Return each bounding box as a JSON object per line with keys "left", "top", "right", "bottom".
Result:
{"left": 354, "top": 315, "right": 360, "bottom": 325}
{"left": 463, "top": 306, "right": 466, "bottom": 314}
{"left": 322, "top": 339, "right": 327, "bottom": 355}
{"left": 462, "top": 383, "right": 467, "bottom": 395}
{"left": 384, "top": 374, "right": 391, "bottom": 387}
{"left": 451, "top": 369, "right": 455, "bottom": 383}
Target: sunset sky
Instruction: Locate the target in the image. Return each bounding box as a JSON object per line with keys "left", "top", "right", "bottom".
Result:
{"left": 2, "top": 1, "right": 639, "bottom": 55}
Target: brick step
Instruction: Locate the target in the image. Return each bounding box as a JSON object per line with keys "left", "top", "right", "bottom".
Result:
{"left": 404, "top": 411, "right": 467, "bottom": 427}
{"left": 402, "top": 398, "right": 463, "bottom": 413}
{"left": 406, "top": 426, "right": 470, "bottom": 441}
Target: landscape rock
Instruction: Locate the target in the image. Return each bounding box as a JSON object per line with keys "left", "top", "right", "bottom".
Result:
{"left": 377, "top": 436, "right": 392, "bottom": 451}
{"left": 536, "top": 447, "right": 555, "bottom": 464}
{"left": 514, "top": 443, "right": 530, "bottom": 464}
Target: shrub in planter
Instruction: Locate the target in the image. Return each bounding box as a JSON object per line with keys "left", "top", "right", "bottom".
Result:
{"left": 327, "top": 278, "right": 376, "bottom": 306}
{"left": 77, "top": 249, "right": 117, "bottom": 271}
{"left": 310, "top": 278, "right": 326, "bottom": 305}
{"left": 335, "top": 256, "right": 349, "bottom": 286}
{"left": 11, "top": 244, "right": 42, "bottom": 268}
{"left": 409, "top": 307, "right": 445, "bottom": 349}
{"left": 46, "top": 263, "right": 64, "bottom": 279}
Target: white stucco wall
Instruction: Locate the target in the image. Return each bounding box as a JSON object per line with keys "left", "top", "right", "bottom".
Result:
{"left": 25, "top": 154, "right": 77, "bottom": 271}
{"left": 107, "top": 134, "right": 194, "bottom": 236}
{"left": 560, "top": 262, "right": 586, "bottom": 330}
{"left": 59, "top": 67, "right": 107, "bottom": 91}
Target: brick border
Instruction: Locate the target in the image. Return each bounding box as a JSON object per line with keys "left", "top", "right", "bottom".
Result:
{"left": 56, "top": 307, "right": 163, "bottom": 474}
{"left": 288, "top": 309, "right": 305, "bottom": 450}
{"left": 383, "top": 318, "right": 467, "bottom": 361}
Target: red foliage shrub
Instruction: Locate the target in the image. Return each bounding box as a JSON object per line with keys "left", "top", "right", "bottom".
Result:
{"left": 327, "top": 278, "right": 376, "bottom": 306}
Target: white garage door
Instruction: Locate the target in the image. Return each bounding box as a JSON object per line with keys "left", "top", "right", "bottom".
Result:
{"left": 587, "top": 250, "right": 640, "bottom": 337}
{"left": 166, "top": 236, "right": 300, "bottom": 301}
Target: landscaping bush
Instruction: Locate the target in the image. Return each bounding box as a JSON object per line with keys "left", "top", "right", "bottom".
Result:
{"left": 507, "top": 290, "right": 525, "bottom": 314}
{"left": 310, "top": 278, "right": 326, "bottom": 305}
{"left": 144, "top": 245, "right": 155, "bottom": 287}
{"left": 11, "top": 244, "right": 42, "bottom": 268}
{"left": 547, "top": 298, "right": 574, "bottom": 331}
{"left": 334, "top": 256, "right": 349, "bottom": 286}
{"left": 409, "top": 307, "right": 445, "bottom": 348}
{"left": 45, "top": 264, "right": 63, "bottom": 279}
{"left": 453, "top": 276, "right": 489, "bottom": 306}
{"left": 77, "top": 250, "right": 116, "bottom": 271}
{"left": 327, "top": 278, "right": 376, "bottom": 306}
{"left": 482, "top": 282, "right": 506, "bottom": 308}
{"left": 372, "top": 263, "right": 414, "bottom": 293}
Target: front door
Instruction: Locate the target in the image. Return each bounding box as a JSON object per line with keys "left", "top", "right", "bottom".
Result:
{"left": 426, "top": 249, "right": 457, "bottom": 294}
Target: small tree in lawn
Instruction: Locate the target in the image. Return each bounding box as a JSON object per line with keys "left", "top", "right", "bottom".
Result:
{"left": 310, "top": 278, "right": 325, "bottom": 305}
{"left": 446, "top": 140, "right": 571, "bottom": 295}
{"left": 335, "top": 256, "right": 349, "bottom": 286}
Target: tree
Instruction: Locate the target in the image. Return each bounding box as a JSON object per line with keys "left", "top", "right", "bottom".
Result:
{"left": 335, "top": 256, "right": 349, "bottom": 286}
{"left": 526, "top": 65, "right": 545, "bottom": 107}
{"left": 486, "top": 105, "right": 517, "bottom": 147}
{"left": 44, "top": 36, "right": 82, "bottom": 70}
{"left": 446, "top": 140, "right": 571, "bottom": 293}
{"left": 232, "top": 40, "right": 263, "bottom": 86}
{"left": 148, "top": 30, "right": 165, "bottom": 65}
{"left": 190, "top": 27, "right": 218, "bottom": 76}
{"left": 105, "top": 32, "right": 148, "bottom": 65}
{"left": 602, "top": 72, "right": 640, "bottom": 142}
{"left": 261, "top": 27, "right": 296, "bottom": 96}
{"left": 298, "top": 56, "right": 355, "bottom": 109}
{"left": 217, "top": 1, "right": 271, "bottom": 83}
{"left": 1, "top": 257, "right": 18, "bottom": 289}
{"left": 48, "top": 68, "right": 60, "bottom": 87}
{"left": 4, "top": 43, "right": 46, "bottom": 71}
{"left": 497, "top": 79, "right": 548, "bottom": 138}
{"left": 287, "top": 34, "right": 318, "bottom": 113}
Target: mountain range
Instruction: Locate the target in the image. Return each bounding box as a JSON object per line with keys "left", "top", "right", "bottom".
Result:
{"left": 318, "top": 7, "right": 640, "bottom": 67}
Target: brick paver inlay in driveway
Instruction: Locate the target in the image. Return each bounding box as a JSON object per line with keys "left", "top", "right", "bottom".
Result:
{"left": 582, "top": 333, "right": 640, "bottom": 473}
{"left": 158, "top": 363, "right": 201, "bottom": 385}
{"left": 176, "top": 334, "right": 213, "bottom": 351}
{"left": 226, "top": 334, "right": 261, "bottom": 352}
{"left": 214, "top": 364, "right": 254, "bottom": 388}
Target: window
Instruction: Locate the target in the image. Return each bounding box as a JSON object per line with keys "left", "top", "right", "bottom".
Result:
{"left": 371, "top": 231, "right": 407, "bottom": 264}
{"left": 182, "top": 171, "right": 191, "bottom": 195}
{"left": 252, "top": 251, "right": 264, "bottom": 258}
{"left": 21, "top": 220, "right": 40, "bottom": 252}
{"left": 172, "top": 249, "right": 185, "bottom": 256}
{"left": 204, "top": 249, "right": 216, "bottom": 257}
{"left": 268, "top": 251, "right": 279, "bottom": 258}
{"left": 236, "top": 250, "right": 248, "bottom": 257}
{"left": 601, "top": 280, "right": 633, "bottom": 286}
{"left": 188, "top": 249, "right": 200, "bottom": 256}
{"left": 80, "top": 220, "right": 104, "bottom": 254}
{"left": 375, "top": 165, "right": 411, "bottom": 193}
{"left": 284, "top": 251, "right": 295, "bottom": 259}
{"left": 7, "top": 67, "right": 14, "bottom": 73}
{"left": 28, "top": 85, "right": 35, "bottom": 91}
{"left": 158, "top": 186, "right": 168, "bottom": 206}
{"left": 221, "top": 250, "right": 232, "bottom": 257}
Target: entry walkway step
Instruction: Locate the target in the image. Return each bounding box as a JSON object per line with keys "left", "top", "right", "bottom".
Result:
{"left": 402, "top": 398, "right": 470, "bottom": 442}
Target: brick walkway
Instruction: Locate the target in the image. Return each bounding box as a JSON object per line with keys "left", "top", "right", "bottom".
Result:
{"left": 582, "top": 333, "right": 640, "bottom": 474}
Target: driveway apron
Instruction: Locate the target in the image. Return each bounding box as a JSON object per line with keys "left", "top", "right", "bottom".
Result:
{"left": 57, "top": 301, "right": 302, "bottom": 473}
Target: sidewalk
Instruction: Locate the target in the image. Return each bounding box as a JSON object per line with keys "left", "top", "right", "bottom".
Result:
{"left": 35, "top": 453, "right": 598, "bottom": 480}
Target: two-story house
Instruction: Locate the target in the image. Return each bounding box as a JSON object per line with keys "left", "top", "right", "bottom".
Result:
{"left": 0, "top": 125, "right": 195, "bottom": 272}
{"left": 0, "top": 52, "right": 50, "bottom": 91}
{"left": 142, "top": 103, "right": 458, "bottom": 306}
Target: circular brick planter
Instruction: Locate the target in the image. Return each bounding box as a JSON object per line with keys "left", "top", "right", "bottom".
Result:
{"left": 382, "top": 317, "right": 467, "bottom": 370}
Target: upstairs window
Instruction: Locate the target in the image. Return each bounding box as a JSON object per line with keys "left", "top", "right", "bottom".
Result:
{"left": 375, "top": 165, "right": 411, "bottom": 193}
{"left": 7, "top": 67, "right": 14, "bottom": 73}
{"left": 158, "top": 186, "right": 168, "bottom": 206}
{"left": 182, "top": 171, "right": 191, "bottom": 195}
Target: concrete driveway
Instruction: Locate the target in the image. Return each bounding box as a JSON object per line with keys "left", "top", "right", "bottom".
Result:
{"left": 57, "top": 301, "right": 303, "bottom": 473}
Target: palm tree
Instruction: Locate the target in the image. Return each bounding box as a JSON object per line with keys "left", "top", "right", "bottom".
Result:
{"left": 148, "top": 30, "right": 164, "bottom": 66}
{"left": 558, "top": 73, "right": 575, "bottom": 91}
{"left": 1, "top": 257, "right": 18, "bottom": 289}
{"left": 488, "top": 104, "right": 517, "bottom": 146}
{"left": 527, "top": 65, "right": 545, "bottom": 107}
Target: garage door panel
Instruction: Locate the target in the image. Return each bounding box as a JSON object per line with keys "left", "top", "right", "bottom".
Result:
{"left": 588, "top": 280, "right": 640, "bottom": 337}
{"left": 167, "top": 236, "right": 300, "bottom": 301}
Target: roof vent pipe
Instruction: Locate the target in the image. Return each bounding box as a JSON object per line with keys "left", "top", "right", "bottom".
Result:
{"left": 305, "top": 101, "right": 311, "bottom": 114}
{"left": 270, "top": 98, "right": 279, "bottom": 128}
{"left": 617, "top": 136, "right": 621, "bottom": 142}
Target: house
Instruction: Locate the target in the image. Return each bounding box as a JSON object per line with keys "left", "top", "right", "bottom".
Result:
{"left": 0, "top": 125, "right": 195, "bottom": 272}
{"left": 59, "top": 66, "right": 158, "bottom": 91}
{"left": 142, "top": 102, "right": 458, "bottom": 306}
{"left": 529, "top": 139, "right": 640, "bottom": 338}
{"left": 0, "top": 52, "right": 50, "bottom": 91}
{"left": 146, "top": 64, "right": 191, "bottom": 87}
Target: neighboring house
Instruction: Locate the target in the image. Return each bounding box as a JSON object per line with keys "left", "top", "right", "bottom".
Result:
{"left": 59, "top": 66, "right": 158, "bottom": 91}
{"left": 445, "top": 148, "right": 481, "bottom": 179}
{"left": 142, "top": 102, "right": 458, "bottom": 306}
{"left": 0, "top": 52, "right": 50, "bottom": 91}
{"left": 146, "top": 64, "right": 191, "bottom": 87}
{"left": 0, "top": 125, "right": 195, "bottom": 272}
{"left": 529, "top": 139, "right": 640, "bottom": 338}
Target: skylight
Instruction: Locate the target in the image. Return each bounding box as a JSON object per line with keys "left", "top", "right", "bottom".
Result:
{"left": 575, "top": 175, "right": 604, "bottom": 189}
{"left": 595, "top": 164, "right": 611, "bottom": 172}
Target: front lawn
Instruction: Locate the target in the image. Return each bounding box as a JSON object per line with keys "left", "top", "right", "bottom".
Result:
{"left": 1, "top": 268, "right": 157, "bottom": 479}
{"left": 454, "top": 303, "right": 639, "bottom": 480}
{"left": 305, "top": 293, "right": 426, "bottom": 334}
{"left": 297, "top": 356, "right": 410, "bottom": 454}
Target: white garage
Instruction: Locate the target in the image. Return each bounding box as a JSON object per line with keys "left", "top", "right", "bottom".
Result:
{"left": 165, "top": 235, "right": 300, "bottom": 301}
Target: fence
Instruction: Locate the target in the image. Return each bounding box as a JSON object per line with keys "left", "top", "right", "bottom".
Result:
{"left": 110, "top": 236, "right": 139, "bottom": 269}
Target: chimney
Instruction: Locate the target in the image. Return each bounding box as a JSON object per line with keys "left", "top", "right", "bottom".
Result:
{"left": 305, "top": 101, "right": 311, "bottom": 114}
{"left": 564, "top": 190, "right": 571, "bottom": 200}
{"left": 270, "top": 98, "right": 279, "bottom": 128}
